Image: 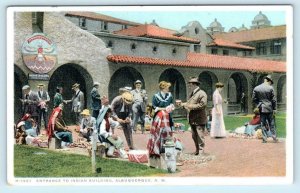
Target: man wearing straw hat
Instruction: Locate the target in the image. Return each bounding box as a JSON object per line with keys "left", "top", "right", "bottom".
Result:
{"left": 111, "top": 89, "right": 134, "bottom": 149}
{"left": 37, "top": 83, "right": 50, "bottom": 131}
{"left": 252, "top": 75, "right": 278, "bottom": 143}
{"left": 131, "top": 80, "right": 148, "bottom": 134}
{"left": 71, "top": 83, "right": 85, "bottom": 125}
{"left": 79, "top": 109, "right": 96, "bottom": 142}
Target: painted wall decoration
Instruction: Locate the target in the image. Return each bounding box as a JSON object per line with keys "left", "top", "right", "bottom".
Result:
{"left": 22, "top": 33, "right": 57, "bottom": 74}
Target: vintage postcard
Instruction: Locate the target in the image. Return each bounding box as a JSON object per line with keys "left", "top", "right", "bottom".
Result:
{"left": 7, "top": 5, "right": 293, "bottom": 186}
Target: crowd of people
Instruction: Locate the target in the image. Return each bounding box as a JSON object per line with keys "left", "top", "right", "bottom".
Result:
{"left": 15, "top": 74, "right": 279, "bottom": 160}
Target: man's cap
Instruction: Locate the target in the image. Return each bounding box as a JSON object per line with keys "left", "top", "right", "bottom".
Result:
{"left": 81, "top": 109, "right": 90, "bottom": 116}
{"left": 93, "top": 82, "right": 100, "bottom": 87}
{"left": 265, "top": 75, "right": 274, "bottom": 84}
{"left": 22, "top": 85, "right": 30, "bottom": 90}
{"left": 135, "top": 80, "right": 142, "bottom": 85}
{"left": 72, "top": 83, "right": 80, "bottom": 89}
{"left": 121, "top": 92, "right": 133, "bottom": 104}
{"left": 188, "top": 77, "right": 200, "bottom": 84}
{"left": 37, "top": 83, "right": 45, "bottom": 87}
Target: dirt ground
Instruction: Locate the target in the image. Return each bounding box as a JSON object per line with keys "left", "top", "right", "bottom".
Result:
{"left": 128, "top": 130, "right": 285, "bottom": 177}
{"left": 49, "top": 126, "right": 286, "bottom": 177}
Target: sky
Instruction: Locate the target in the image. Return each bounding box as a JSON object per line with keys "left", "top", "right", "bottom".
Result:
{"left": 100, "top": 10, "right": 286, "bottom": 32}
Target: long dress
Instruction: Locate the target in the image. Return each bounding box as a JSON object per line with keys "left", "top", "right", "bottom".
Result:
{"left": 210, "top": 89, "right": 226, "bottom": 138}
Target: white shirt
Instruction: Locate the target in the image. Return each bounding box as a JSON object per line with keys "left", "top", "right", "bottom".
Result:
{"left": 192, "top": 87, "right": 200, "bottom": 95}
{"left": 99, "top": 119, "right": 112, "bottom": 139}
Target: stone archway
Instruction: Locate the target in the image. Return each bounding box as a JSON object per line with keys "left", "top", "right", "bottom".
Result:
{"left": 48, "top": 64, "right": 93, "bottom": 124}
{"left": 14, "top": 65, "right": 28, "bottom": 122}
{"left": 199, "top": 71, "right": 218, "bottom": 106}
{"left": 108, "top": 67, "right": 144, "bottom": 100}
{"left": 227, "top": 72, "right": 248, "bottom": 113}
{"left": 277, "top": 75, "right": 286, "bottom": 111}
{"left": 159, "top": 68, "right": 186, "bottom": 118}
{"left": 159, "top": 68, "right": 186, "bottom": 102}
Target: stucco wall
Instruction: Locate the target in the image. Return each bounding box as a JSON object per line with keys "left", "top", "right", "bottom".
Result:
{"left": 14, "top": 12, "right": 111, "bottom": 95}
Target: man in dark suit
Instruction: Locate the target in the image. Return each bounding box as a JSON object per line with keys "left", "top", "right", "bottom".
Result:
{"left": 252, "top": 75, "right": 278, "bottom": 143}
{"left": 90, "top": 82, "right": 101, "bottom": 119}
{"left": 180, "top": 77, "right": 207, "bottom": 155}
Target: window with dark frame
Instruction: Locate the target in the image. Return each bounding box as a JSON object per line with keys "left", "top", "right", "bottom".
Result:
{"left": 256, "top": 42, "right": 267, "bottom": 55}
{"left": 152, "top": 46, "right": 158, "bottom": 54}
{"left": 107, "top": 40, "right": 113, "bottom": 48}
{"left": 32, "top": 12, "right": 44, "bottom": 33}
{"left": 194, "top": 45, "right": 201, "bottom": 53}
{"left": 172, "top": 48, "right": 177, "bottom": 55}
{"left": 223, "top": 50, "right": 229, "bottom": 56}
{"left": 131, "top": 43, "right": 137, "bottom": 51}
{"left": 211, "top": 48, "right": 218, "bottom": 55}
{"left": 101, "top": 21, "right": 108, "bottom": 31}
{"left": 270, "top": 40, "right": 282, "bottom": 55}
{"left": 79, "top": 18, "right": 86, "bottom": 28}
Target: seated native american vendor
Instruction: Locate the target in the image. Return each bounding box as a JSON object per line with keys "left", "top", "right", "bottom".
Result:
{"left": 47, "top": 104, "right": 73, "bottom": 148}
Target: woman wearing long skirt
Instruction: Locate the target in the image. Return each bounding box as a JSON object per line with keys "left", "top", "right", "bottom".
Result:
{"left": 210, "top": 82, "right": 226, "bottom": 138}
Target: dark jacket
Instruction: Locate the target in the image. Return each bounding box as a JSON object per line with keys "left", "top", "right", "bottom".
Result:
{"left": 90, "top": 87, "right": 101, "bottom": 110}
{"left": 252, "top": 83, "right": 277, "bottom": 113}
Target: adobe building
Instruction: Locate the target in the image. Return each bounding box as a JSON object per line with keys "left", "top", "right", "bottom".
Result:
{"left": 14, "top": 11, "right": 286, "bottom": 123}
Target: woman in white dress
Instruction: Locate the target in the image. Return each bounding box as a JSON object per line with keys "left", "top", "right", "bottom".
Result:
{"left": 210, "top": 82, "right": 226, "bottom": 138}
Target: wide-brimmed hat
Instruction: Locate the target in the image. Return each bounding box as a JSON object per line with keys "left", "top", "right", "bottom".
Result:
{"left": 72, "top": 83, "right": 80, "bottom": 89}
{"left": 265, "top": 75, "right": 274, "bottom": 84}
{"left": 188, "top": 77, "right": 200, "bottom": 84}
{"left": 253, "top": 108, "right": 260, "bottom": 114}
{"left": 37, "top": 83, "right": 45, "bottom": 87}
{"left": 81, "top": 109, "right": 90, "bottom": 116}
{"left": 159, "top": 81, "right": 171, "bottom": 89}
{"left": 135, "top": 80, "right": 142, "bottom": 85}
{"left": 93, "top": 82, "right": 100, "bottom": 87}
{"left": 215, "top": 82, "right": 224, "bottom": 88}
{"left": 122, "top": 92, "right": 133, "bottom": 104}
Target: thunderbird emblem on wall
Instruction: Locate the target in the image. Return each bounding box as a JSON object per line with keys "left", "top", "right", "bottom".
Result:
{"left": 21, "top": 33, "right": 57, "bottom": 74}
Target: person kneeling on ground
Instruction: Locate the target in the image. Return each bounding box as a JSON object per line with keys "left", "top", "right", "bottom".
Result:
{"left": 147, "top": 104, "right": 177, "bottom": 157}
{"left": 15, "top": 114, "right": 39, "bottom": 145}
{"left": 47, "top": 104, "right": 73, "bottom": 148}
{"left": 97, "top": 107, "right": 127, "bottom": 158}
{"left": 232, "top": 108, "right": 261, "bottom": 138}
{"left": 79, "top": 109, "right": 96, "bottom": 142}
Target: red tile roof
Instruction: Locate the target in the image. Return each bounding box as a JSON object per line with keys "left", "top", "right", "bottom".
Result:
{"left": 114, "top": 24, "right": 200, "bottom": 43}
{"left": 214, "top": 25, "right": 286, "bottom": 43}
{"left": 207, "top": 38, "right": 255, "bottom": 50}
{"left": 107, "top": 53, "right": 286, "bottom": 73}
{"left": 65, "top": 12, "right": 141, "bottom": 26}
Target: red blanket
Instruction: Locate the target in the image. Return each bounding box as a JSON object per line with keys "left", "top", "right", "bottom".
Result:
{"left": 147, "top": 110, "right": 173, "bottom": 157}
